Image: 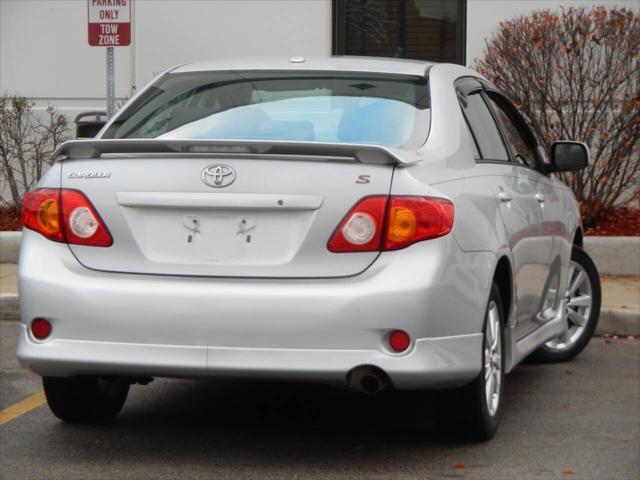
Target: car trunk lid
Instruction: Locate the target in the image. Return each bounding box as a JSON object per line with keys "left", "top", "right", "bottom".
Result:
{"left": 58, "top": 140, "right": 402, "bottom": 278}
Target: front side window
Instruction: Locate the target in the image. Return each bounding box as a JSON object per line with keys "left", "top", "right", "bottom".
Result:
{"left": 103, "top": 71, "right": 430, "bottom": 149}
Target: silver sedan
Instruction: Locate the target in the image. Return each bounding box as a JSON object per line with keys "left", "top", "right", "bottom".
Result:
{"left": 17, "top": 57, "right": 600, "bottom": 439}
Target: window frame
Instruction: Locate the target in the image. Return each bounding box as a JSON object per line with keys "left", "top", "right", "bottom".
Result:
{"left": 455, "top": 77, "right": 511, "bottom": 163}
{"left": 455, "top": 76, "right": 547, "bottom": 174}
{"left": 481, "top": 88, "right": 547, "bottom": 174}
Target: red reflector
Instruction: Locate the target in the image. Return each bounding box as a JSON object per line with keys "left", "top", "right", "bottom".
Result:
{"left": 31, "top": 318, "right": 51, "bottom": 340}
{"left": 389, "top": 330, "right": 411, "bottom": 352}
{"left": 22, "top": 189, "right": 112, "bottom": 247}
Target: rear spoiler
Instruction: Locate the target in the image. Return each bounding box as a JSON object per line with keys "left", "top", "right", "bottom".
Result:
{"left": 53, "top": 139, "right": 421, "bottom": 166}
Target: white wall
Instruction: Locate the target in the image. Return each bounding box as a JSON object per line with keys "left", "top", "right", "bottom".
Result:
{"left": 0, "top": 0, "right": 332, "bottom": 116}
{"left": 466, "top": 0, "right": 640, "bottom": 66}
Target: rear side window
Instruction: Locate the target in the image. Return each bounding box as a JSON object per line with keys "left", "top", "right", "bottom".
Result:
{"left": 102, "top": 70, "right": 430, "bottom": 149}
{"left": 460, "top": 93, "right": 509, "bottom": 162}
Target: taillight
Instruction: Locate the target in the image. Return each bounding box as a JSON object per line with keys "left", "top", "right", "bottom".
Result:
{"left": 22, "top": 189, "right": 112, "bottom": 247}
{"left": 384, "top": 196, "right": 454, "bottom": 251}
{"left": 21, "top": 189, "right": 64, "bottom": 242}
{"left": 328, "top": 195, "right": 453, "bottom": 253}
{"left": 327, "top": 196, "right": 387, "bottom": 253}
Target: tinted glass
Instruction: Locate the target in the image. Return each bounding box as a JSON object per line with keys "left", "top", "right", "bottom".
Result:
{"left": 462, "top": 116, "right": 481, "bottom": 160}
{"left": 103, "top": 71, "right": 430, "bottom": 149}
{"left": 460, "top": 92, "right": 509, "bottom": 161}
{"left": 335, "top": 0, "right": 465, "bottom": 64}
{"left": 486, "top": 95, "right": 537, "bottom": 169}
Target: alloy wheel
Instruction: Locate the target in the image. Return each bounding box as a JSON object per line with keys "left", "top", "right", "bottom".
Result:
{"left": 484, "top": 301, "right": 502, "bottom": 417}
{"left": 545, "top": 260, "right": 593, "bottom": 351}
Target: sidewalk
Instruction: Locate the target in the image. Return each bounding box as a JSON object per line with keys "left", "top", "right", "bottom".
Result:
{"left": 0, "top": 263, "right": 638, "bottom": 334}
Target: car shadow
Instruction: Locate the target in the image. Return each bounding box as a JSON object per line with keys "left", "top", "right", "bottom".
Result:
{"left": 32, "top": 367, "right": 550, "bottom": 472}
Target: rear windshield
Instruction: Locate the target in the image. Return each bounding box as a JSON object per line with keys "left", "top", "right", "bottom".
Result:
{"left": 102, "top": 70, "right": 430, "bottom": 149}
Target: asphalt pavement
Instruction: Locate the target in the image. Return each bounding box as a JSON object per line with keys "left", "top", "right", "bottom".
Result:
{"left": 0, "top": 322, "right": 638, "bottom": 480}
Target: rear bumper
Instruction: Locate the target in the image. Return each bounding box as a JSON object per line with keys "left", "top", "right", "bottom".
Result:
{"left": 17, "top": 325, "right": 481, "bottom": 389}
{"left": 17, "top": 230, "right": 496, "bottom": 389}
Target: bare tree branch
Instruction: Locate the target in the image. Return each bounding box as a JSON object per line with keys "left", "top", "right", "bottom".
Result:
{"left": 475, "top": 6, "right": 640, "bottom": 226}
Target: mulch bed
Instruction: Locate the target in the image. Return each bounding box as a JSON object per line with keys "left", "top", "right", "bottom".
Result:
{"left": 1, "top": 206, "right": 639, "bottom": 235}
{"left": 583, "top": 208, "right": 640, "bottom": 236}
{"left": 0, "top": 207, "right": 21, "bottom": 231}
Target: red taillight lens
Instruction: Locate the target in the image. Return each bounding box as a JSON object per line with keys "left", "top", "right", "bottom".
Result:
{"left": 328, "top": 195, "right": 453, "bottom": 253}
{"left": 327, "top": 196, "right": 387, "bottom": 252}
{"left": 59, "top": 190, "right": 112, "bottom": 246}
{"left": 384, "top": 196, "right": 454, "bottom": 251}
{"left": 22, "top": 189, "right": 112, "bottom": 247}
{"left": 22, "top": 189, "right": 64, "bottom": 242}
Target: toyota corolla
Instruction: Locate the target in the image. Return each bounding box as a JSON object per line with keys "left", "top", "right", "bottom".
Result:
{"left": 17, "top": 57, "right": 601, "bottom": 439}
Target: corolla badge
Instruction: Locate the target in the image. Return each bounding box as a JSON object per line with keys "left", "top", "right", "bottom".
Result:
{"left": 201, "top": 164, "right": 236, "bottom": 188}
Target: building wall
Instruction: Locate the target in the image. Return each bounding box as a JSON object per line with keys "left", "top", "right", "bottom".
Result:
{"left": 466, "top": 0, "right": 640, "bottom": 66}
{"left": 1, "top": 0, "right": 639, "bottom": 117}
{"left": 0, "top": 0, "right": 332, "bottom": 116}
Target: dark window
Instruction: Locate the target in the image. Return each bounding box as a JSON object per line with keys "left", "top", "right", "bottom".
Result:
{"left": 485, "top": 94, "right": 538, "bottom": 169}
{"left": 459, "top": 92, "right": 509, "bottom": 162}
{"left": 333, "top": 0, "right": 466, "bottom": 64}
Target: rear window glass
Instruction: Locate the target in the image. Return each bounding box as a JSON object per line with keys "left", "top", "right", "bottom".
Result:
{"left": 102, "top": 70, "right": 430, "bottom": 149}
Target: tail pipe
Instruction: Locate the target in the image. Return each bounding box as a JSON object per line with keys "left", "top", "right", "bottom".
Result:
{"left": 347, "top": 365, "right": 392, "bottom": 394}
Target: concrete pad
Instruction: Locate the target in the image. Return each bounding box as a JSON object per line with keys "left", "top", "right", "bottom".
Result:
{"left": 601, "top": 275, "right": 640, "bottom": 311}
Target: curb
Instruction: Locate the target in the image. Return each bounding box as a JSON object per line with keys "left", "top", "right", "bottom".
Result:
{"left": 1, "top": 293, "right": 637, "bottom": 334}
{"left": 0, "top": 294, "right": 19, "bottom": 322}
{"left": 584, "top": 236, "right": 640, "bottom": 276}
{"left": 0, "top": 232, "right": 21, "bottom": 263}
{"left": 596, "top": 309, "right": 640, "bottom": 336}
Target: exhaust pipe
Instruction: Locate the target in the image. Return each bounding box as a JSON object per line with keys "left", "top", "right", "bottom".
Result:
{"left": 347, "top": 366, "right": 391, "bottom": 394}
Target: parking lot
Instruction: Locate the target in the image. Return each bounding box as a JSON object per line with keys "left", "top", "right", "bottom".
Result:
{"left": 1, "top": 322, "right": 638, "bottom": 480}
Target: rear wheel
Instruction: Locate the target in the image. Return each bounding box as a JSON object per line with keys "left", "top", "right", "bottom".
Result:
{"left": 533, "top": 247, "right": 601, "bottom": 363}
{"left": 436, "top": 283, "right": 505, "bottom": 440}
{"left": 43, "top": 375, "right": 130, "bottom": 423}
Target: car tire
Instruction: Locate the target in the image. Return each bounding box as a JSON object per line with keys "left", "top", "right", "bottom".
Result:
{"left": 532, "top": 246, "right": 601, "bottom": 363}
{"left": 43, "top": 375, "right": 130, "bottom": 424}
{"left": 436, "top": 283, "right": 505, "bottom": 441}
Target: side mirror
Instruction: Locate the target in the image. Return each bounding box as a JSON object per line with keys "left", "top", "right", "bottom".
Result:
{"left": 550, "top": 141, "right": 589, "bottom": 172}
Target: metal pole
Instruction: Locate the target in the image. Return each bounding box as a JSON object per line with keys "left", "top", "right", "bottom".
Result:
{"left": 106, "top": 46, "right": 115, "bottom": 118}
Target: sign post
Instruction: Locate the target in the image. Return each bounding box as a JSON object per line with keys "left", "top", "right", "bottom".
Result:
{"left": 87, "top": 0, "right": 132, "bottom": 119}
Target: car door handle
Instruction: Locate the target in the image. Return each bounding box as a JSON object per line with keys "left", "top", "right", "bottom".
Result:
{"left": 497, "top": 191, "right": 512, "bottom": 202}
{"left": 535, "top": 193, "right": 546, "bottom": 203}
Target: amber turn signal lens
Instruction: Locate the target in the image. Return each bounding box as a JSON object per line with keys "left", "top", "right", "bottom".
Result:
{"left": 387, "top": 206, "right": 417, "bottom": 242}
{"left": 37, "top": 198, "right": 60, "bottom": 234}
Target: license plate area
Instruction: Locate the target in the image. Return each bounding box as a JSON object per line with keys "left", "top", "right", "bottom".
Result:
{"left": 122, "top": 207, "right": 316, "bottom": 266}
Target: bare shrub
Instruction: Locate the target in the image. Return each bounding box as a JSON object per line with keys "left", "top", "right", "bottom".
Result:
{"left": 475, "top": 7, "right": 640, "bottom": 225}
{"left": 0, "top": 96, "right": 69, "bottom": 211}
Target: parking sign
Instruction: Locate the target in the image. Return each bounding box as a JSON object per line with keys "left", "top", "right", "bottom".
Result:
{"left": 88, "top": 0, "right": 131, "bottom": 47}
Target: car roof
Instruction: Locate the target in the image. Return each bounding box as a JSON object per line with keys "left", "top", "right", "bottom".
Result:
{"left": 172, "top": 56, "right": 434, "bottom": 77}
